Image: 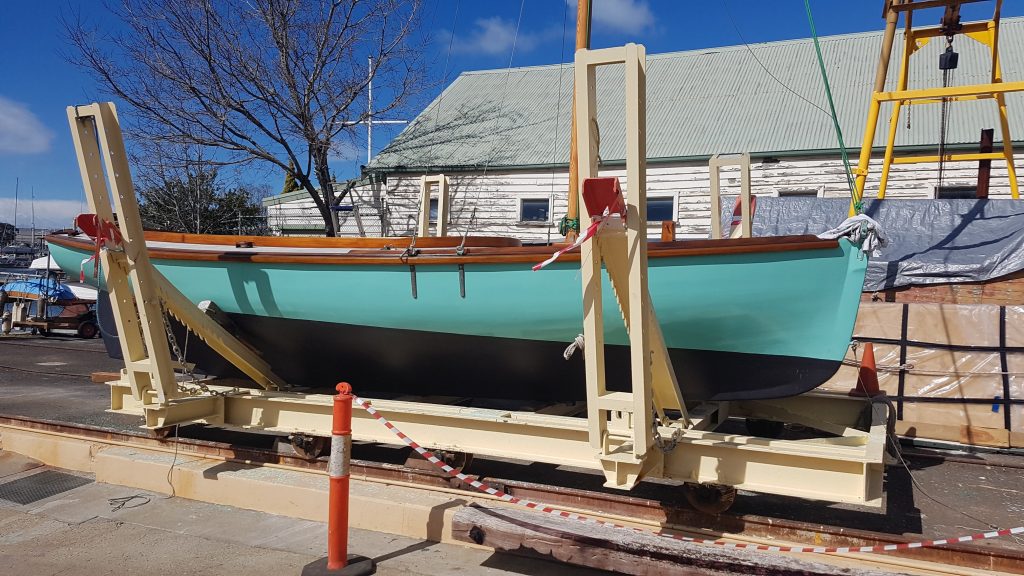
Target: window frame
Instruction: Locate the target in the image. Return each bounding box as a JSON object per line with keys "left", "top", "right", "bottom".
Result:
{"left": 645, "top": 193, "right": 678, "bottom": 225}
{"left": 934, "top": 184, "right": 978, "bottom": 199}
{"left": 425, "top": 198, "right": 446, "bottom": 223}
{"left": 518, "top": 196, "right": 553, "bottom": 226}
{"left": 773, "top": 186, "right": 824, "bottom": 198}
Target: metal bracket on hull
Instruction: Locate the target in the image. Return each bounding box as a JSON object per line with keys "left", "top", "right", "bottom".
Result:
{"left": 66, "top": 103, "right": 289, "bottom": 405}
{"left": 574, "top": 45, "right": 689, "bottom": 489}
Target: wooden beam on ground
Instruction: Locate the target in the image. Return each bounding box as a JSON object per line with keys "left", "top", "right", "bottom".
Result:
{"left": 451, "top": 504, "right": 893, "bottom": 576}
{"left": 90, "top": 371, "right": 122, "bottom": 384}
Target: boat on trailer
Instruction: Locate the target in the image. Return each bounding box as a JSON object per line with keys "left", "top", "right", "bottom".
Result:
{"left": 46, "top": 229, "right": 867, "bottom": 402}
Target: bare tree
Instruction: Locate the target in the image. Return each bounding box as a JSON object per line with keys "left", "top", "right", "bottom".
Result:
{"left": 65, "top": 0, "right": 426, "bottom": 236}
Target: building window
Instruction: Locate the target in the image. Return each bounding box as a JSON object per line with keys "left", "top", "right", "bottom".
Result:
{"left": 520, "top": 198, "right": 550, "bottom": 223}
{"left": 647, "top": 196, "right": 675, "bottom": 222}
{"left": 935, "top": 184, "right": 977, "bottom": 199}
{"left": 777, "top": 188, "right": 819, "bottom": 198}
{"left": 428, "top": 198, "right": 438, "bottom": 222}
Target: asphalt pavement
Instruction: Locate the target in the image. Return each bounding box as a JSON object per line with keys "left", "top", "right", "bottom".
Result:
{"left": 1, "top": 333, "right": 1022, "bottom": 556}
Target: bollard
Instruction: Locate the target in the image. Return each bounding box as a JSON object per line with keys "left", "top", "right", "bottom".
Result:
{"left": 303, "top": 382, "right": 375, "bottom": 576}
{"left": 328, "top": 382, "right": 354, "bottom": 570}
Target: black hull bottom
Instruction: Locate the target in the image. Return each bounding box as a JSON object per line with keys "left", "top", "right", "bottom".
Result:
{"left": 100, "top": 293, "right": 840, "bottom": 403}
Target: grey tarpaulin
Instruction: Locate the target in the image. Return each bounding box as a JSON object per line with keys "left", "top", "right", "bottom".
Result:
{"left": 719, "top": 197, "right": 1024, "bottom": 291}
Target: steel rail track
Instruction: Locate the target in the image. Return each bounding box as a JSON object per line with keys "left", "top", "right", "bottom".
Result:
{"left": 0, "top": 413, "right": 1021, "bottom": 575}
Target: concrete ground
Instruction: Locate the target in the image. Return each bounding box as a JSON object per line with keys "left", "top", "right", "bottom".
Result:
{"left": 0, "top": 451, "right": 608, "bottom": 576}
{"left": 2, "top": 334, "right": 1023, "bottom": 561}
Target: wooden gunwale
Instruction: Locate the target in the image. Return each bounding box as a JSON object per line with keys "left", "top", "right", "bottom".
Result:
{"left": 46, "top": 233, "right": 840, "bottom": 267}
{"left": 143, "top": 231, "right": 524, "bottom": 249}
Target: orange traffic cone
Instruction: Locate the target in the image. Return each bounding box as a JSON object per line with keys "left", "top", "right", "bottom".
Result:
{"left": 849, "top": 342, "right": 882, "bottom": 397}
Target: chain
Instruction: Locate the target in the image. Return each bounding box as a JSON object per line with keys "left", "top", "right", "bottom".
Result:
{"left": 652, "top": 414, "right": 682, "bottom": 453}
{"left": 159, "top": 304, "right": 230, "bottom": 397}
{"left": 937, "top": 36, "right": 955, "bottom": 193}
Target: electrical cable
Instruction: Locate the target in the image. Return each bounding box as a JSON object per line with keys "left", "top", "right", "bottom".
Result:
{"left": 0, "top": 363, "right": 93, "bottom": 378}
{"left": 937, "top": 36, "right": 956, "bottom": 193}
{"left": 846, "top": 345, "right": 1009, "bottom": 537}
{"left": 483, "top": 0, "right": 528, "bottom": 183}
{"left": 547, "top": 0, "right": 571, "bottom": 240}
{"left": 431, "top": 0, "right": 461, "bottom": 130}
{"left": 0, "top": 340, "right": 108, "bottom": 354}
{"left": 108, "top": 494, "right": 151, "bottom": 512}
{"left": 721, "top": 0, "right": 831, "bottom": 118}
{"left": 165, "top": 423, "right": 181, "bottom": 498}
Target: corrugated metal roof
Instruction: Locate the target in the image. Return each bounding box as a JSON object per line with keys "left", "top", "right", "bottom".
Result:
{"left": 370, "top": 17, "right": 1024, "bottom": 172}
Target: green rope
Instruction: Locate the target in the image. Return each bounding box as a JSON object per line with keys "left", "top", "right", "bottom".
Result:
{"left": 804, "top": 0, "right": 862, "bottom": 214}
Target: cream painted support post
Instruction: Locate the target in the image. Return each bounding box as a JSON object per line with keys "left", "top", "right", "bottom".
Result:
{"left": 708, "top": 153, "right": 752, "bottom": 239}
{"left": 622, "top": 43, "right": 653, "bottom": 463}
{"left": 575, "top": 46, "right": 603, "bottom": 459}
{"left": 575, "top": 44, "right": 686, "bottom": 490}
{"left": 68, "top": 104, "right": 179, "bottom": 404}
{"left": 417, "top": 175, "right": 449, "bottom": 237}
{"left": 67, "top": 103, "right": 288, "bottom": 409}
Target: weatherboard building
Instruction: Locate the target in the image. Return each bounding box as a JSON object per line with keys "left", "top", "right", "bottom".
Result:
{"left": 263, "top": 21, "right": 1024, "bottom": 240}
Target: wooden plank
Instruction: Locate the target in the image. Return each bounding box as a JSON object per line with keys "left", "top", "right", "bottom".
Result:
{"left": 895, "top": 421, "right": 1010, "bottom": 448}
{"left": 863, "top": 271, "right": 1024, "bottom": 305}
{"left": 659, "top": 221, "right": 675, "bottom": 242}
{"left": 141, "top": 231, "right": 522, "bottom": 248}
{"left": 91, "top": 371, "right": 122, "bottom": 384}
{"left": 1012, "top": 430, "right": 1024, "bottom": 449}
{"left": 451, "top": 504, "right": 893, "bottom": 576}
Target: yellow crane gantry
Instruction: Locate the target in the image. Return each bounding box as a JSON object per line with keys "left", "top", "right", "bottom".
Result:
{"left": 854, "top": 0, "right": 1020, "bottom": 207}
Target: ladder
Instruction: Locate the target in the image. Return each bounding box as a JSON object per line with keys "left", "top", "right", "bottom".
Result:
{"left": 854, "top": 0, "right": 1021, "bottom": 202}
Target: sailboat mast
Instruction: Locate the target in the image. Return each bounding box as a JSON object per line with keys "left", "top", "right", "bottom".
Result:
{"left": 13, "top": 177, "right": 19, "bottom": 239}
{"left": 30, "top": 186, "right": 35, "bottom": 251}
{"left": 565, "top": 0, "right": 592, "bottom": 241}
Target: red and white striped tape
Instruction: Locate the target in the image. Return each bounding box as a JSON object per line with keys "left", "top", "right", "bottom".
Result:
{"left": 354, "top": 396, "right": 1024, "bottom": 554}
{"left": 532, "top": 213, "right": 609, "bottom": 271}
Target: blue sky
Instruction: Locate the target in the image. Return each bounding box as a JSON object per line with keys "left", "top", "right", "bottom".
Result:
{"left": 1, "top": 0, "right": 1019, "bottom": 228}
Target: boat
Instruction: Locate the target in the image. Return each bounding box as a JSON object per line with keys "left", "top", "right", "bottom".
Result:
{"left": 0, "top": 272, "right": 99, "bottom": 338}
{"left": 46, "top": 230, "right": 867, "bottom": 402}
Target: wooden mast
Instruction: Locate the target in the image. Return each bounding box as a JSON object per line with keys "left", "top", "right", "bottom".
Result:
{"left": 565, "top": 0, "right": 592, "bottom": 242}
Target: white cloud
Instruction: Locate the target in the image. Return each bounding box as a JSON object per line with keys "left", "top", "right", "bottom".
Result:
{"left": 0, "top": 96, "right": 54, "bottom": 155}
{"left": 450, "top": 17, "right": 560, "bottom": 56}
{"left": 568, "top": 0, "right": 655, "bottom": 35}
{"left": 0, "top": 197, "right": 86, "bottom": 229}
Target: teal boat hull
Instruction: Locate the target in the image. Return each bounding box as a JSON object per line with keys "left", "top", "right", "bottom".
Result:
{"left": 47, "top": 234, "right": 867, "bottom": 402}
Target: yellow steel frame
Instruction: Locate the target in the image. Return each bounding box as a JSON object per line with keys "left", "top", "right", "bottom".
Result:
{"left": 853, "top": 0, "right": 1019, "bottom": 206}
